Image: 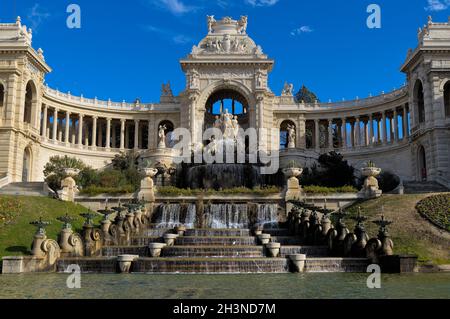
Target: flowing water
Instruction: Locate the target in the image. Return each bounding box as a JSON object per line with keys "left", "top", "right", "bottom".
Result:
{"left": 0, "top": 273, "right": 449, "bottom": 299}
{"left": 156, "top": 203, "right": 279, "bottom": 229}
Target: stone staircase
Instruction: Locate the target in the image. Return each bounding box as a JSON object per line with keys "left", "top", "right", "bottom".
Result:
{"left": 56, "top": 226, "right": 370, "bottom": 274}
{"left": 403, "top": 181, "right": 449, "bottom": 194}
{"left": 0, "top": 182, "right": 50, "bottom": 197}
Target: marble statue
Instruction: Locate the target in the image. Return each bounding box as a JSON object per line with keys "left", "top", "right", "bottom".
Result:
{"left": 287, "top": 124, "right": 296, "bottom": 148}
{"left": 238, "top": 16, "right": 248, "bottom": 34}
{"left": 161, "top": 82, "right": 173, "bottom": 96}
{"left": 282, "top": 82, "right": 294, "bottom": 96}
{"left": 207, "top": 15, "right": 215, "bottom": 34}
{"left": 158, "top": 125, "right": 167, "bottom": 148}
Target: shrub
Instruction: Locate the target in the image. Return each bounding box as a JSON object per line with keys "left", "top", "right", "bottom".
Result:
{"left": 112, "top": 151, "right": 140, "bottom": 171}
{"left": 98, "top": 170, "right": 127, "bottom": 188}
{"left": 377, "top": 171, "right": 400, "bottom": 193}
{"left": 77, "top": 167, "right": 100, "bottom": 189}
{"left": 303, "top": 185, "right": 358, "bottom": 194}
{"left": 416, "top": 194, "right": 450, "bottom": 231}
{"left": 299, "top": 152, "right": 356, "bottom": 188}
{"left": 43, "top": 155, "right": 86, "bottom": 192}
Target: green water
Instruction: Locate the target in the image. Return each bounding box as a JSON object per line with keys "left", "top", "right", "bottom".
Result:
{"left": 0, "top": 273, "right": 449, "bottom": 299}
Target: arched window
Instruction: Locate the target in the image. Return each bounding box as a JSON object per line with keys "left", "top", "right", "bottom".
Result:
{"left": 158, "top": 120, "right": 175, "bottom": 148}
{"left": 414, "top": 80, "right": 425, "bottom": 124}
{"left": 444, "top": 81, "right": 450, "bottom": 117}
{"left": 280, "top": 120, "right": 296, "bottom": 149}
{"left": 24, "top": 81, "right": 35, "bottom": 124}
{"left": 204, "top": 89, "right": 250, "bottom": 132}
{"left": 0, "top": 83, "right": 4, "bottom": 108}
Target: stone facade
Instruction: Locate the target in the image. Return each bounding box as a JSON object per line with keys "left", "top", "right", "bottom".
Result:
{"left": 0, "top": 16, "right": 449, "bottom": 187}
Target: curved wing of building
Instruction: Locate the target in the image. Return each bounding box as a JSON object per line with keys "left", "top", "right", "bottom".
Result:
{"left": 0, "top": 16, "right": 448, "bottom": 188}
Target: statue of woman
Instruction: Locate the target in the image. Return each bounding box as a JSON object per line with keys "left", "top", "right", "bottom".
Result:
{"left": 232, "top": 116, "right": 239, "bottom": 139}
{"left": 158, "top": 125, "right": 167, "bottom": 148}
{"left": 287, "top": 124, "right": 296, "bottom": 148}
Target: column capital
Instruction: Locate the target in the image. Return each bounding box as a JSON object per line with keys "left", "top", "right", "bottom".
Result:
{"left": 92, "top": 115, "right": 99, "bottom": 120}
{"left": 120, "top": 118, "right": 126, "bottom": 123}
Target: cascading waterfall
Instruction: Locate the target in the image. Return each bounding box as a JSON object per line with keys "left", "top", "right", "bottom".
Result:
{"left": 184, "top": 204, "right": 196, "bottom": 229}
{"left": 205, "top": 204, "right": 249, "bottom": 229}
{"left": 155, "top": 203, "right": 279, "bottom": 229}
{"left": 256, "top": 204, "right": 278, "bottom": 228}
{"left": 156, "top": 204, "right": 181, "bottom": 228}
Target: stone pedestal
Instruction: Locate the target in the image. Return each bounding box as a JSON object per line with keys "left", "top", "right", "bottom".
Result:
{"left": 359, "top": 167, "right": 382, "bottom": 199}
{"left": 138, "top": 168, "right": 158, "bottom": 202}
{"left": 257, "top": 234, "right": 271, "bottom": 245}
{"left": 283, "top": 167, "right": 303, "bottom": 213}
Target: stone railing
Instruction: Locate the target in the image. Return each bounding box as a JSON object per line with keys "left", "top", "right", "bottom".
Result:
{"left": 275, "top": 86, "right": 408, "bottom": 110}
{"left": 44, "top": 86, "right": 180, "bottom": 111}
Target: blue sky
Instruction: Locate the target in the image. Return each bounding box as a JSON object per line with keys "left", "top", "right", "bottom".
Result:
{"left": 0, "top": 0, "right": 449, "bottom": 103}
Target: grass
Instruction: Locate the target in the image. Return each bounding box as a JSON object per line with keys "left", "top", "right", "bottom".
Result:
{"left": 0, "top": 195, "right": 98, "bottom": 259}
{"left": 346, "top": 193, "right": 450, "bottom": 265}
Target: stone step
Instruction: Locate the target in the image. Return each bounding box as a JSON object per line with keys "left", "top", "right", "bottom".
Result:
{"left": 161, "top": 246, "right": 265, "bottom": 258}
{"left": 270, "top": 236, "right": 302, "bottom": 245}
{"left": 102, "top": 246, "right": 148, "bottom": 257}
{"left": 403, "top": 182, "right": 449, "bottom": 194}
{"left": 132, "top": 257, "right": 290, "bottom": 273}
{"left": 175, "top": 236, "right": 258, "bottom": 246}
{"left": 280, "top": 246, "right": 329, "bottom": 257}
{"left": 130, "top": 236, "right": 164, "bottom": 246}
{"left": 263, "top": 228, "right": 290, "bottom": 236}
{"left": 183, "top": 229, "right": 251, "bottom": 237}
{"left": 56, "top": 257, "right": 290, "bottom": 273}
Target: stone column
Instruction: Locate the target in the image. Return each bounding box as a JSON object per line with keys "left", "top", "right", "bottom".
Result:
{"left": 393, "top": 109, "right": 398, "bottom": 142}
{"left": 402, "top": 106, "right": 408, "bottom": 140}
{"left": 314, "top": 119, "right": 320, "bottom": 150}
{"left": 148, "top": 120, "right": 152, "bottom": 149}
{"left": 106, "top": 118, "right": 111, "bottom": 149}
{"left": 364, "top": 120, "right": 369, "bottom": 146}
{"left": 369, "top": 115, "right": 374, "bottom": 145}
{"left": 78, "top": 114, "right": 84, "bottom": 147}
{"left": 65, "top": 112, "right": 71, "bottom": 145}
{"left": 381, "top": 112, "right": 387, "bottom": 144}
{"left": 112, "top": 123, "right": 116, "bottom": 148}
{"left": 120, "top": 119, "right": 125, "bottom": 150}
{"left": 350, "top": 121, "right": 355, "bottom": 148}
{"left": 134, "top": 120, "right": 140, "bottom": 150}
{"left": 341, "top": 118, "right": 347, "bottom": 148}
{"left": 91, "top": 116, "right": 97, "bottom": 148}
{"left": 71, "top": 118, "right": 76, "bottom": 144}
{"left": 377, "top": 117, "right": 382, "bottom": 143}
{"left": 327, "top": 119, "right": 333, "bottom": 149}
{"left": 52, "top": 108, "right": 58, "bottom": 141}
{"left": 355, "top": 117, "right": 361, "bottom": 148}
{"left": 298, "top": 118, "right": 306, "bottom": 149}
{"left": 42, "top": 105, "right": 48, "bottom": 139}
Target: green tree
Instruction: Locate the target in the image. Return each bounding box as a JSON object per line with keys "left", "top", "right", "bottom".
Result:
{"left": 295, "top": 85, "right": 319, "bottom": 103}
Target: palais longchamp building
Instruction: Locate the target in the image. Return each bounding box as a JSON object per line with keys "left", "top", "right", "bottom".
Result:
{"left": 0, "top": 15, "right": 449, "bottom": 188}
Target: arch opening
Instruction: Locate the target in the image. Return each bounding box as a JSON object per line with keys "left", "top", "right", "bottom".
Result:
{"left": 204, "top": 89, "right": 250, "bottom": 132}
{"left": 280, "top": 120, "right": 296, "bottom": 149}
{"left": 414, "top": 80, "right": 425, "bottom": 124}
{"left": 24, "top": 81, "right": 35, "bottom": 124}
{"left": 444, "top": 81, "right": 450, "bottom": 117}
{"left": 0, "top": 83, "right": 4, "bottom": 108}
{"left": 22, "top": 147, "right": 32, "bottom": 182}
{"left": 418, "top": 145, "right": 427, "bottom": 181}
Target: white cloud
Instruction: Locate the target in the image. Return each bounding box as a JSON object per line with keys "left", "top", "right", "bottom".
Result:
{"left": 143, "top": 25, "right": 192, "bottom": 45}
{"left": 425, "top": 0, "right": 450, "bottom": 11}
{"left": 245, "top": 0, "right": 280, "bottom": 7}
{"left": 27, "top": 4, "right": 50, "bottom": 31}
{"left": 149, "top": 0, "right": 197, "bottom": 15}
{"left": 291, "top": 26, "right": 313, "bottom": 36}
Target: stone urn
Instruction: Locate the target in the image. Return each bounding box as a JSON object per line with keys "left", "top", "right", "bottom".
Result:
{"left": 283, "top": 167, "right": 303, "bottom": 203}
{"left": 175, "top": 225, "right": 187, "bottom": 236}
{"left": 265, "top": 242, "right": 281, "bottom": 258}
{"left": 163, "top": 233, "right": 179, "bottom": 246}
{"left": 360, "top": 166, "right": 382, "bottom": 198}
{"left": 139, "top": 168, "right": 158, "bottom": 202}
{"left": 257, "top": 234, "right": 271, "bottom": 245}
{"left": 63, "top": 168, "right": 80, "bottom": 178}
{"left": 148, "top": 243, "right": 167, "bottom": 257}
{"left": 60, "top": 168, "right": 80, "bottom": 202}
{"left": 117, "top": 255, "right": 139, "bottom": 273}
{"left": 289, "top": 254, "right": 306, "bottom": 272}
